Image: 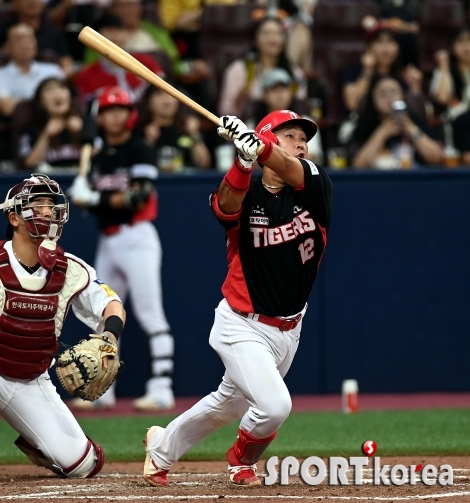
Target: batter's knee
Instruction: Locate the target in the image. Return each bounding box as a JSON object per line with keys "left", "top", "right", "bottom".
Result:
{"left": 260, "top": 393, "right": 292, "bottom": 427}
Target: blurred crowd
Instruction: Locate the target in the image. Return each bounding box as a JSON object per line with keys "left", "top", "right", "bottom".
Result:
{"left": 0, "top": 0, "right": 469, "bottom": 172}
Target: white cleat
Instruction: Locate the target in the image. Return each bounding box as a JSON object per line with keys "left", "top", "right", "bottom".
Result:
{"left": 69, "top": 397, "right": 116, "bottom": 410}
{"left": 133, "top": 394, "right": 175, "bottom": 411}
{"left": 143, "top": 426, "right": 169, "bottom": 487}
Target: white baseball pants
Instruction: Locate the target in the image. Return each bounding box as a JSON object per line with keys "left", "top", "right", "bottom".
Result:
{"left": 148, "top": 298, "right": 304, "bottom": 470}
{"left": 94, "top": 222, "right": 173, "bottom": 400}
{"left": 95, "top": 222, "right": 170, "bottom": 335}
{"left": 0, "top": 371, "right": 89, "bottom": 468}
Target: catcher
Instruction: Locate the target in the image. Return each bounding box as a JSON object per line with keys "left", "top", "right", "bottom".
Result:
{"left": 0, "top": 174, "right": 125, "bottom": 478}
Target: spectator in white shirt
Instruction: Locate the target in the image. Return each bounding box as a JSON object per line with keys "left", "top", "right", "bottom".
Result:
{"left": 0, "top": 24, "right": 64, "bottom": 117}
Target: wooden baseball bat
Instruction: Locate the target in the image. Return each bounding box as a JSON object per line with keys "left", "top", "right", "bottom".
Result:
{"left": 78, "top": 26, "right": 264, "bottom": 154}
{"left": 77, "top": 99, "right": 99, "bottom": 178}
{"left": 78, "top": 143, "right": 93, "bottom": 178}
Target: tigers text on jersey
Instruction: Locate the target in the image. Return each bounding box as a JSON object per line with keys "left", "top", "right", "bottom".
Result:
{"left": 90, "top": 135, "right": 158, "bottom": 230}
{"left": 212, "top": 159, "right": 332, "bottom": 318}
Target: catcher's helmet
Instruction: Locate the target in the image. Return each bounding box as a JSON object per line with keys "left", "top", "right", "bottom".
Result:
{"left": 255, "top": 110, "right": 318, "bottom": 144}
{"left": 98, "top": 86, "right": 138, "bottom": 130}
{"left": 1, "top": 174, "right": 69, "bottom": 240}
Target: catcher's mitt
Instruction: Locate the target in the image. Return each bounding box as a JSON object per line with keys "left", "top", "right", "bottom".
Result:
{"left": 55, "top": 334, "right": 123, "bottom": 401}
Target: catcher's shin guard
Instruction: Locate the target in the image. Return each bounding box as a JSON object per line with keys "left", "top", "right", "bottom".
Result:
{"left": 14, "top": 436, "right": 104, "bottom": 478}
{"left": 227, "top": 428, "right": 277, "bottom": 466}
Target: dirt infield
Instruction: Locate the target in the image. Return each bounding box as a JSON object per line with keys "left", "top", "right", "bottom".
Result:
{"left": 1, "top": 457, "right": 469, "bottom": 502}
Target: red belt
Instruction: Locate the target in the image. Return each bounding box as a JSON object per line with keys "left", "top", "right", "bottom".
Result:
{"left": 231, "top": 308, "right": 302, "bottom": 331}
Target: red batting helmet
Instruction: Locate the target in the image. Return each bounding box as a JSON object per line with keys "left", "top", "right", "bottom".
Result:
{"left": 1, "top": 174, "right": 69, "bottom": 240}
{"left": 98, "top": 86, "right": 138, "bottom": 130}
{"left": 255, "top": 110, "right": 318, "bottom": 144}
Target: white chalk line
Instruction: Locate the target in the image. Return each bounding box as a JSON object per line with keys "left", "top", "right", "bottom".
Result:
{"left": 1, "top": 469, "right": 469, "bottom": 501}
{"left": 3, "top": 493, "right": 470, "bottom": 501}
{"left": 97, "top": 469, "right": 470, "bottom": 479}
{"left": 99, "top": 472, "right": 224, "bottom": 478}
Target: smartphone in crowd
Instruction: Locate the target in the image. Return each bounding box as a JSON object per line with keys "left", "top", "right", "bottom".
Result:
{"left": 391, "top": 100, "right": 407, "bottom": 115}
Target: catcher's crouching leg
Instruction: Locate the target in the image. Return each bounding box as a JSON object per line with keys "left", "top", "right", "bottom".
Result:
{"left": 15, "top": 435, "right": 104, "bottom": 478}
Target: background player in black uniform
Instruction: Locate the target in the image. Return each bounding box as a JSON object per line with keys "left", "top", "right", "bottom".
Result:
{"left": 142, "top": 111, "right": 332, "bottom": 487}
{"left": 68, "top": 86, "right": 175, "bottom": 411}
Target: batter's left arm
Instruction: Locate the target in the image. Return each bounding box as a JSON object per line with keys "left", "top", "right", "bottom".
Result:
{"left": 217, "top": 179, "right": 248, "bottom": 215}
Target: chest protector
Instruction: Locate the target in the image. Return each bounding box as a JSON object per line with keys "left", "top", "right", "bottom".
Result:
{"left": 0, "top": 242, "right": 89, "bottom": 380}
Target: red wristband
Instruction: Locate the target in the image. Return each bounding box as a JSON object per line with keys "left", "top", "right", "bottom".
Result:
{"left": 256, "top": 135, "right": 274, "bottom": 163}
{"left": 223, "top": 158, "right": 253, "bottom": 194}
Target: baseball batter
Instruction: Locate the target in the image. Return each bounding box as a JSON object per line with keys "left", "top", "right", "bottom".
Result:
{"left": 68, "top": 86, "right": 174, "bottom": 410}
{"left": 143, "top": 111, "right": 332, "bottom": 486}
{"left": 0, "top": 174, "right": 125, "bottom": 477}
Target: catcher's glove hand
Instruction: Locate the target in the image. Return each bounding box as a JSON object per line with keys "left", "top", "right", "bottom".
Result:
{"left": 55, "top": 334, "right": 123, "bottom": 401}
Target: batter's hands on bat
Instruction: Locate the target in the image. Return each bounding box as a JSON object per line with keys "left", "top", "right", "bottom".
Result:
{"left": 217, "top": 116, "right": 248, "bottom": 141}
{"left": 234, "top": 130, "right": 262, "bottom": 168}
{"left": 68, "top": 176, "right": 100, "bottom": 207}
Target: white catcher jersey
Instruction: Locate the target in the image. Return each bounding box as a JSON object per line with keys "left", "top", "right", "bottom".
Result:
{"left": 2, "top": 241, "right": 121, "bottom": 334}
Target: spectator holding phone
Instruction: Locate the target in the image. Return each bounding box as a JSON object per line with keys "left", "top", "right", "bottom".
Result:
{"left": 342, "top": 27, "right": 422, "bottom": 113}
{"left": 350, "top": 75, "right": 442, "bottom": 169}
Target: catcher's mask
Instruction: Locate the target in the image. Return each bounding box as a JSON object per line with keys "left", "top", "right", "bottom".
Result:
{"left": 1, "top": 174, "right": 69, "bottom": 240}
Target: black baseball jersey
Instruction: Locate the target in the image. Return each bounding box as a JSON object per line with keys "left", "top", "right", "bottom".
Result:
{"left": 211, "top": 159, "right": 332, "bottom": 317}
{"left": 90, "top": 135, "right": 158, "bottom": 231}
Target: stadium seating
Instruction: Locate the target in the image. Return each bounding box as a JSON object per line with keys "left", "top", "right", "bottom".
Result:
{"left": 312, "top": 0, "right": 380, "bottom": 120}
{"left": 200, "top": 4, "right": 255, "bottom": 63}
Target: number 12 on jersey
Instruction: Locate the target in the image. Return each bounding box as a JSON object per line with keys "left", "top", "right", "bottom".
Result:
{"left": 298, "top": 238, "right": 314, "bottom": 264}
